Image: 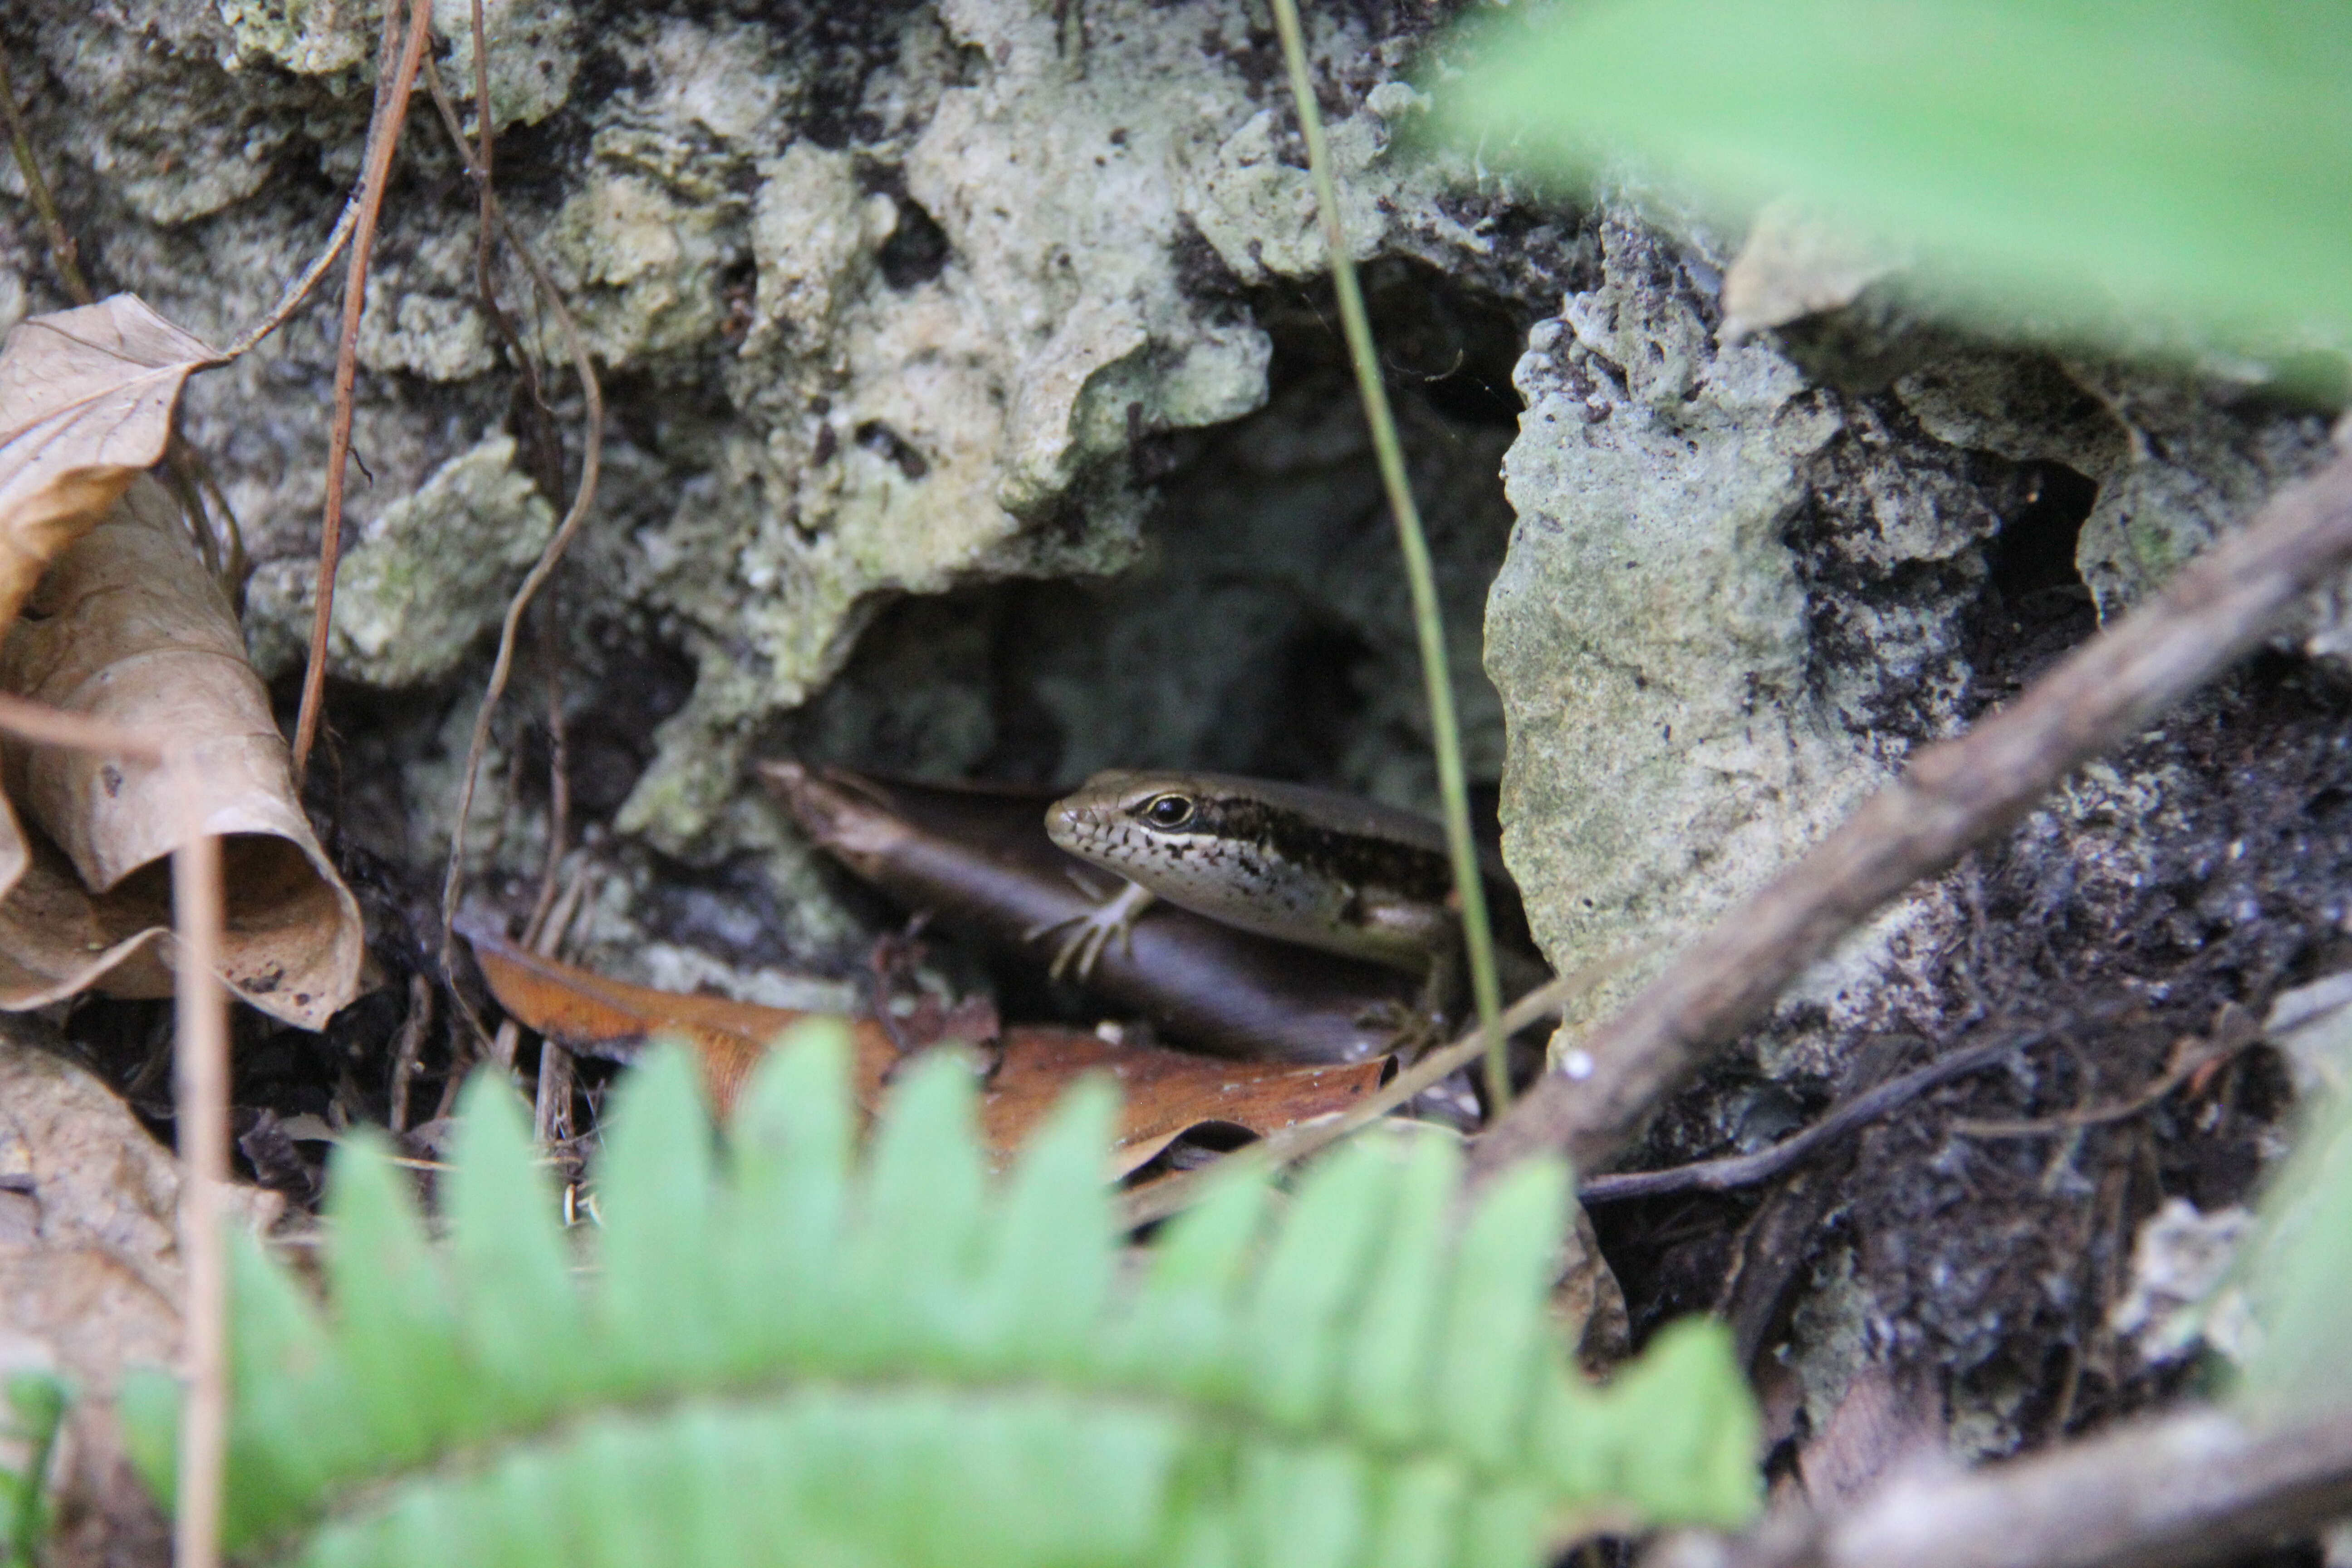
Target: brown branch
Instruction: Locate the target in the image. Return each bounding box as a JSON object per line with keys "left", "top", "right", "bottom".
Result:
{"left": 1471, "top": 446, "right": 2352, "bottom": 1184}
{"left": 386, "top": 970, "right": 434, "bottom": 1135}
{"left": 0, "top": 44, "right": 93, "bottom": 304}
{"left": 289, "top": 0, "right": 436, "bottom": 780}
{"left": 1652, "top": 1404, "right": 2352, "bottom": 1568}
{"left": 418, "top": 53, "right": 604, "bottom": 1045}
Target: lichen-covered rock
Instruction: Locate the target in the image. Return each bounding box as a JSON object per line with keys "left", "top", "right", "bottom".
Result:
{"left": 1487, "top": 214, "right": 1872, "bottom": 1014}
{"left": 610, "top": 0, "right": 1484, "bottom": 851}
{"left": 1890, "top": 349, "right": 2334, "bottom": 620}
{"left": 243, "top": 434, "right": 556, "bottom": 686}
{"left": 1485, "top": 205, "right": 2338, "bottom": 1058}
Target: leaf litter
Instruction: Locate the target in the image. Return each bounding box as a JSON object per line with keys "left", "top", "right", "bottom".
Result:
{"left": 463, "top": 920, "right": 1390, "bottom": 1177}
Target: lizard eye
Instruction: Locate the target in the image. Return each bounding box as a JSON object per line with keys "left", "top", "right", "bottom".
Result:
{"left": 1141, "top": 793, "right": 1195, "bottom": 829}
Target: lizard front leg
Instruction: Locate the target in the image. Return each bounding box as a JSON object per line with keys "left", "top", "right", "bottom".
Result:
{"left": 1025, "top": 877, "right": 1159, "bottom": 983}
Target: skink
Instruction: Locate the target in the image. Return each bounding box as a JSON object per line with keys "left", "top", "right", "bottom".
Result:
{"left": 1041, "top": 768, "right": 1540, "bottom": 1024}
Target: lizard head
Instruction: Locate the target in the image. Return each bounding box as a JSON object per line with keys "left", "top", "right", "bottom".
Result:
{"left": 1046, "top": 769, "right": 1225, "bottom": 869}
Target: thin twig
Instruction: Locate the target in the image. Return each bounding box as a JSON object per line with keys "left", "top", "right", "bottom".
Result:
{"left": 1264, "top": 0, "right": 1508, "bottom": 1107}
{"left": 488, "top": 850, "right": 588, "bottom": 1095}
{"left": 386, "top": 971, "right": 434, "bottom": 1135}
{"left": 526, "top": 593, "right": 572, "bottom": 936}
{"left": 419, "top": 53, "right": 604, "bottom": 1044}
{"left": 1472, "top": 447, "right": 2352, "bottom": 1185}
{"left": 0, "top": 44, "right": 94, "bottom": 304}
{"left": 168, "top": 795, "right": 228, "bottom": 1568}
{"left": 1650, "top": 1403, "right": 2352, "bottom": 1568}
{"left": 1949, "top": 1024, "right": 2249, "bottom": 1139}
{"left": 0, "top": 692, "right": 166, "bottom": 760}
{"left": 1118, "top": 950, "right": 1635, "bottom": 1230}
{"left": 1577, "top": 1030, "right": 2032, "bottom": 1205}
{"left": 217, "top": 191, "right": 365, "bottom": 363}
{"left": 527, "top": 858, "right": 590, "bottom": 1146}
{"left": 289, "top": 0, "right": 436, "bottom": 780}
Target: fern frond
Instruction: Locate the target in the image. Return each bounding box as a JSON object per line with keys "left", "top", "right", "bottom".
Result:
{"left": 123, "top": 1024, "right": 1760, "bottom": 1566}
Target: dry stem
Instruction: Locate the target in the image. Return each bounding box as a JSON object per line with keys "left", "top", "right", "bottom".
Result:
{"left": 219, "top": 193, "right": 364, "bottom": 363}
{"left": 1472, "top": 447, "right": 2352, "bottom": 1184}
{"left": 168, "top": 818, "right": 227, "bottom": 1568}
{"left": 289, "top": 0, "right": 436, "bottom": 779}
{"left": 0, "top": 705, "right": 225, "bottom": 1568}
{"left": 1117, "top": 951, "right": 1634, "bottom": 1230}
{"left": 0, "top": 44, "right": 94, "bottom": 304}
{"left": 419, "top": 54, "right": 605, "bottom": 1050}
{"left": 0, "top": 691, "right": 166, "bottom": 760}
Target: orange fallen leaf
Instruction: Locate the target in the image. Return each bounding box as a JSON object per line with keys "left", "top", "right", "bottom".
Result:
{"left": 978, "top": 1029, "right": 1390, "bottom": 1176}
{"left": 464, "top": 922, "right": 1390, "bottom": 1175}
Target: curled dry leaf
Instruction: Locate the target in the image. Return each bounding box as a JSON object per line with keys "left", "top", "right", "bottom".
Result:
{"left": 0, "top": 294, "right": 220, "bottom": 928}
{"left": 0, "top": 479, "right": 364, "bottom": 1028}
{"left": 0, "top": 295, "right": 219, "bottom": 627}
{"left": 465, "top": 920, "right": 1391, "bottom": 1174}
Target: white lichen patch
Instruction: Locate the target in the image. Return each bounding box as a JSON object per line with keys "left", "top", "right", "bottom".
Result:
{"left": 431, "top": 0, "right": 581, "bottom": 129}
{"left": 243, "top": 435, "right": 554, "bottom": 687}
{"left": 216, "top": 0, "right": 377, "bottom": 78}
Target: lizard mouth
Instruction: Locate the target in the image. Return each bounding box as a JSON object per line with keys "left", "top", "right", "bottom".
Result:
{"left": 1044, "top": 803, "right": 1092, "bottom": 854}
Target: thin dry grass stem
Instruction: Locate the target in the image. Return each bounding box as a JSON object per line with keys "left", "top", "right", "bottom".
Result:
{"left": 289, "top": 0, "right": 436, "bottom": 781}
{"left": 1117, "top": 950, "right": 1636, "bottom": 1230}
{"left": 419, "top": 54, "right": 605, "bottom": 1054}
{"left": 168, "top": 813, "right": 227, "bottom": 1568}
{"left": 387, "top": 971, "right": 435, "bottom": 1135}
{"left": 532, "top": 1026, "right": 576, "bottom": 1145}
{"left": 0, "top": 702, "right": 237, "bottom": 1568}
{"left": 0, "top": 44, "right": 95, "bottom": 305}
{"left": 527, "top": 858, "right": 592, "bottom": 1146}
{"left": 218, "top": 196, "right": 364, "bottom": 363}
{"left": 486, "top": 852, "right": 591, "bottom": 1083}
{"left": 1264, "top": 0, "right": 1508, "bottom": 1107}
{"left": 452, "top": 0, "right": 575, "bottom": 1009}
{"left": 526, "top": 596, "right": 573, "bottom": 939}
{"left": 0, "top": 692, "right": 166, "bottom": 760}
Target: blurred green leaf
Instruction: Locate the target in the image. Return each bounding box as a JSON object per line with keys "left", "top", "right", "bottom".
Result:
{"left": 0, "top": 1371, "right": 68, "bottom": 1568}
{"left": 121, "top": 1029, "right": 1761, "bottom": 1567}
{"left": 1436, "top": 0, "right": 2352, "bottom": 350}
{"left": 2236, "top": 1078, "right": 2352, "bottom": 1409}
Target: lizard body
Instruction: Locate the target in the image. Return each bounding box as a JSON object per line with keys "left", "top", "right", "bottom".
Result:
{"left": 1041, "top": 769, "right": 1515, "bottom": 996}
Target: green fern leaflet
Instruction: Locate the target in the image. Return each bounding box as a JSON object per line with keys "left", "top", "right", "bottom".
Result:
{"left": 121, "top": 1024, "right": 1759, "bottom": 1567}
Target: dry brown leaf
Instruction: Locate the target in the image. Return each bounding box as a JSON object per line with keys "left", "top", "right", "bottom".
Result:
{"left": 464, "top": 919, "right": 902, "bottom": 1118}
{"left": 978, "top": 1029, "right": 1389, "bottom": 1177}
{"left": 0, "top": 296, "right": 219, "bottom": 628}
{"left": 0, "top": 1012, "right": 281, "bottom": 1563}
{"left": 0, "top": 479, "right": 363, "bottom": 1028}
{"left": 466, "top": 922, "right": 1391, "bottom": 1171}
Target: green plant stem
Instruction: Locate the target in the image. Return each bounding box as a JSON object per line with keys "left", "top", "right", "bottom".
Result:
{"left": 1265, "top": 0, "right": 1508, "bottom": 1108}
